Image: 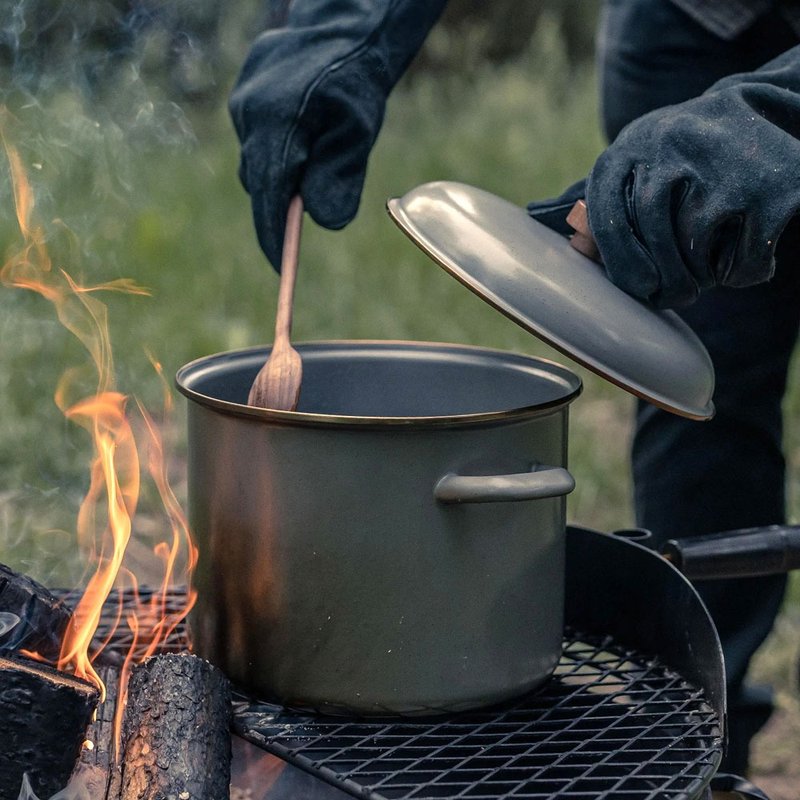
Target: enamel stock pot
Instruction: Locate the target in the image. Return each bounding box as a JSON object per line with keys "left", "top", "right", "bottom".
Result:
{"left": 177, "top": 341, "right": 581, "bottom": 714}
{"left": 177, "top": 182, "right": 718, "bottom": 715}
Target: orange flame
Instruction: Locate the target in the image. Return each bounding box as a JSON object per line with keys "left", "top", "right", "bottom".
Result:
{"left": 1, "top": 124, "right": 196, "bottom": 714}
{"left": 57, "top": 392, "right": 138, "bottom": 696}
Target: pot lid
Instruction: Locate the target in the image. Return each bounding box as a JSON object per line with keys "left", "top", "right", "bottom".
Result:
{"left": 386, "top": 181, "right": 715, "bottom": 420}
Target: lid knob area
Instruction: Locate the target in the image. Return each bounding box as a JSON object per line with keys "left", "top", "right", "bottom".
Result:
{"left": 566, "top": 200, "right": 601, "bottom": 263}
{"left": 387, "top": 181, "right": 715, "bottom": 421}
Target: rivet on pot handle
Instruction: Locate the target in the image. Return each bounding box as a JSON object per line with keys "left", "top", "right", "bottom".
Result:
{"left": 434, "top": 464, "right": 575, "bottom": 504}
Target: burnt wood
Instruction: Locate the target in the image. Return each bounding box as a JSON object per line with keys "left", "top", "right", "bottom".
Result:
{"left": 71, "top": 665, "right": 119, "bottom": 799}
{"left": 0, "top": 655, "right": 99, "bottom": 800}
{"left": 119, "top": 653, "right": 231, "bottom": 800}
{"left": 0, "top": 562, "right": 71, "bottom": 659}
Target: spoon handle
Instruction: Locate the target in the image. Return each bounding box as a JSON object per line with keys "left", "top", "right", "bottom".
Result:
{"left": 274, "top": 195, "right": 304, "bottom": 345}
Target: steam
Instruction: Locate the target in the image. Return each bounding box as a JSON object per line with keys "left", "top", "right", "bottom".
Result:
{"left": 16, "top": 773, "right": 90, "bottom": 800}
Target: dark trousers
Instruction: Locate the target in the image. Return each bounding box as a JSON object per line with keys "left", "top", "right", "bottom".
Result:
{"left": 598, "top": 0, "right": 800, "bottom": 774}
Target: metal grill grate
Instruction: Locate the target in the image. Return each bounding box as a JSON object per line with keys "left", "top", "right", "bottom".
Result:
{"left": 233, "top": 628, "right": 722, "bottom": 800}
{"left": 55, "top": 587, "right": 722, "bottom": 798}
{"left": 57, "top": 586, "right": 191, "bottom": 663}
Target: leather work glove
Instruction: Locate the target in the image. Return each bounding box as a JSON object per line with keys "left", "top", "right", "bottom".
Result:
{"left": 230, "top": 0, "right": 446, "bottom": 270}
{"left": 529, "top": 46, "right": 800, "bottom": 309}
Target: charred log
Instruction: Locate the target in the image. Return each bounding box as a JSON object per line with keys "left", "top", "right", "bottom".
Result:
{"left": 0, "top": 562, "right": 71, "bottom": 659}
{"left": 119, "top": 653, "right": 231, "bottom": 800}
{"left": 0, "top": 655, "right": 99, "bottom": 800}
{"left": 71, "top": 665, "right": 119, "bottom": 799}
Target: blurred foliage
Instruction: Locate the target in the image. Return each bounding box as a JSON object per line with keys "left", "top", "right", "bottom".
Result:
{"left": 0, "top": 9, "right": 616, "bottom": 584}
{"left": 0, "top": 0, "right": 798, "bottom": 615}
{"left": 0, "top": 1, "right": 599, "bottom": 108}
{"left": 0, "top": 0, "right": 262, "bottom": 104}
{"left": 0, "top": 4, "right": 796, "bottom": 774}
{"left": 417, "top": 0, "right": 600, "bottom": 75}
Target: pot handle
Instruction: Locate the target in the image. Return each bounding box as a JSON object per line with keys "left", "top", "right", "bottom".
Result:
{"left": 662, "top": 524, "right": 800, "bottom": 580}
{"left": 434, "top": 464, "right": 575, "bottom": 504}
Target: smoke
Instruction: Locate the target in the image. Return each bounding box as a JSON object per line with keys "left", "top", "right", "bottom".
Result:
{"left": 0, "top": 0, "right": 222, "bottom": 101}
{"left": 0, "top": 2, "right": 205, "bottom": 240}
{"left": 16, "top": 773, "right": 90, "bottom": 800}
{"left": 0, "top": 2, "right": 242, "bottom": 583}
{"left": 0, "top": 611, "right": 20, "bottom": 638}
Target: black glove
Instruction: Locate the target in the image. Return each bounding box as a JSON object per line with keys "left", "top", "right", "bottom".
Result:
{"left": 530, "top": 46, "right": 800, "bottom": 309}
{"left": 229, "top": 0, "right": 446, "bottom": 270}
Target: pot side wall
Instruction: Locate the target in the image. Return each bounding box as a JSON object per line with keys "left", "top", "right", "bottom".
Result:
{"left": 187, "top": 403, "right": 570, "bottom": 715}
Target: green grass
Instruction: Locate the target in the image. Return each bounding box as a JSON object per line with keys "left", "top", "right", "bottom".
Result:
{"left": 0, "top": 26, "right": 630, "bottom": 584}
{"left": 1, "top": 19, "right": 797, "bottom": 776}
{"left": 0, "top": 20, "right": 799, "bottom": 610}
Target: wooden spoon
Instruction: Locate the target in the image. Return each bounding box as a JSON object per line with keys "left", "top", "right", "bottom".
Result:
{"left": 248, "top": 195, "right": 304, "bottom": 410}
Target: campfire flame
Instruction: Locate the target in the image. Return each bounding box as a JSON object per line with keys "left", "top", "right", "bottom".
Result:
{"left": 1, "top": 129, "right": 197, "bottom": 710}
{"left": 58, "top": 393, "right": 139, "bottom": 695}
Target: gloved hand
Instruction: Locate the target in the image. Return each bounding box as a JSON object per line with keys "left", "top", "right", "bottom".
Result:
{"left": 529, "top": 46, "right": 800, "bottom": 308}
{"left": 229, "top": 0, "right": 446, "bottom": 270}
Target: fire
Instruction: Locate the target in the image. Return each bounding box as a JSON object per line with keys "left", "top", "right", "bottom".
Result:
{"left": 57, "top": 393, "right": 138, "bottom": 696}
{"left": 1, "top": 126, "right": 196, "bottom": 709}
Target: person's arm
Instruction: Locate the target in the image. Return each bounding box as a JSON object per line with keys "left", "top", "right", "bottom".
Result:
{"left": 230, "top": 0, "right": 447, "bottom": 269}
{"left": 530, "top": 45, "right": 800, "bottom": 308}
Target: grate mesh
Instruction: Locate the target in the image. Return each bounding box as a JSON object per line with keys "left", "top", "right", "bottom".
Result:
{"left": 233, "top": 629, "right": 722, "bottom": 800}
{"left": 55, "top": 589, "right": 722, "bottom": 798}
{"left": 57, "top": 586, "right": 191, "bottom": 663}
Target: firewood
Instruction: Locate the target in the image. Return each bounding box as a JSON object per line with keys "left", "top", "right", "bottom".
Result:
{"left": 119, "top": 653, "right": 231, "bottom": 800}
{"left": 0, "top": 655, "right": 99, "bottom": 800}
{"left": 0, "top": 562, "right": 71, "bottom": 660}
{"left": 70, "top": 664, "right": 119, "bottom": 799}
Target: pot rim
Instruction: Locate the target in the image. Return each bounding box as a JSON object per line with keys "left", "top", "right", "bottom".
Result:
{"left": 175, "top": 340, "right": 583, "bottom": 429}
